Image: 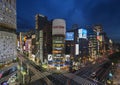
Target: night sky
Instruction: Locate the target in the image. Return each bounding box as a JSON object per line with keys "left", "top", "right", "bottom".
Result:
{"left": 17, "top": 0, "right": 120, "bottom": 42}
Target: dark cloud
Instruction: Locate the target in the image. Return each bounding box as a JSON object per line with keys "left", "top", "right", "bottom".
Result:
{"left": 17, "top": 0, "right": 120, "bottom": 41}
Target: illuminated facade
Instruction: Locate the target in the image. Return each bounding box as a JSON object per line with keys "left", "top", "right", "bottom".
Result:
{"left": 88, "top": 28, "right": 97, "bottom": 58}
{"left": 78, "top": 28, "right": 89, "bottom": 58}
{"left": 0, "top": 0, "right": 16, "bottom": 64}
{"left": 94, "top": 25, "right": 104, "bottom": 55}
{"left": 52, "top": 19, "right": 66, "bottom": 69}
{"left": 0, "top": 31, "right": 17, "bottom": 63}
{"left": 0, "top": 0, "right": 16, "bottom": 29}
{"left": 65, "top": 29, "right": 78, "bottom": 58}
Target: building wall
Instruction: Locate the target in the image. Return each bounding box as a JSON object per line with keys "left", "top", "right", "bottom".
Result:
{"left": 0, "top": 0, "right": 16, "bottom": 64}
{"left": 0, "top": 31, "right": 17, "bottom": 63}
{"left": 35, "top": 14, "right": 47, "bottom": 30}
{"left": 66, "top": 28, "right": 89, "bottom": 60}
{"left": 35, "top": 14, "right": 47, "bottom": 64}
{"left": 43, "top": 21, "right": 52, "bottom": 61}
{"left": 88, "top": 35, "right": 97, "bottom": 57}
{"left": 79, "top": 38, "right": 89, "bottom": 57}
{"left": 87, "top": 28, "right": 97, "bottom": 58}
{"left": 52, "top": 35, "right": 65, "bottom": 67}
{"left": 93, "top": 25, "right": 103, "bottom": 55}
{"left": 31, "top": 34, "right": 36, "bottom": 54}
{"left": 52, "top": 19, "right": 66, "bottom": 67}
{"left": 35, "top": 14, "right": 52, "bottom": 63}
{"left": 0, "top": 0, "right": 16, "bottom": 29}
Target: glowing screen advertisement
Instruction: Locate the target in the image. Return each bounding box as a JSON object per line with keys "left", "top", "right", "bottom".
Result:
{"left": 75, "top": 44, "right": 79, "bottom": 55}
{"left": 48, "top": 54, "right": 53, "bottom": 61}
{"left": 78, "top": 29, "right": 87, "bottom": 39}
{"left": 66, "top": 32, "right": 74, "bottom": 41}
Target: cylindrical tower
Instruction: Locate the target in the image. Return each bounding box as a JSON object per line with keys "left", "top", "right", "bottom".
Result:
{"left": 52, "top": 19, "right": 66, "bottom": 70}
{"left": 0, "top": 0, "right": 17, "bottom": 64}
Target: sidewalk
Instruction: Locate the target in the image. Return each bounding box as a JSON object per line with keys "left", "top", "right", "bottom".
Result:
{"left": 0, "top": 62, "right": 18, "bottom": 72}
{"left": 113, "top": 63, "right": 120, "bottom": 85}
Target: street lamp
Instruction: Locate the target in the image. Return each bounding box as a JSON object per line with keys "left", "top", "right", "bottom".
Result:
{"left": 21, "top": 71, "right": 26, "bottom": 84}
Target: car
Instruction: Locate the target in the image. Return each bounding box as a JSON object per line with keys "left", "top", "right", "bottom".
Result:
{"left": 9, "top": 67, "right": 17, "bottom": 74}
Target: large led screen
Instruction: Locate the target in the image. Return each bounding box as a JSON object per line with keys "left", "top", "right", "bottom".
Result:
{"left": 78, "top": 29, "right": 87, "bottom": 39}
{"left": 66, "top": 32, "right": 74, "bottom": 41}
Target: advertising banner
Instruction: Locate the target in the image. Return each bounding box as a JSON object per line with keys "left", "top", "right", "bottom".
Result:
{"left": 78, "top": 29, "right": 87, "bottom": 39}
{"left": 48, "top": 54, "right": 53, "bottom": 61}
{"left": 66, "top": 32, "right": 74, "bottom": 41}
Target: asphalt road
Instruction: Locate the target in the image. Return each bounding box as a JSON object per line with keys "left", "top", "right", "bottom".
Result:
{"left": 18, "top": 53, "right": 53, "bottom": 85}
{"left": 75, "top": 60, "right": 112, "bottom": 85}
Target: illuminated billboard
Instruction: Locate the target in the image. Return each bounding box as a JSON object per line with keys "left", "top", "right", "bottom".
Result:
{"left": 97, "top": 35, "right": 104, "bottom": 42}
{"left": 48, "top": 54, "right": 53, "bottom": 61}
{"left": 25, "top": 39, "right": 31, "bottom": 51}
{"left": 75, "top": 44, "right": 79, "bottom": 55}
{"left": 66, "top": 32, "right": 74, "bottom": 41}
{"left": 65, "top": 55, "right": 70, "bottom": 61}
{"left": 78, "top": 29, "right": 87, "bottom": 39}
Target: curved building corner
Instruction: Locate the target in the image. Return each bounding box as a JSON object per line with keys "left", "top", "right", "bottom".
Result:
{"left": 0, "top": 0, "right": 17, "bottom": 65}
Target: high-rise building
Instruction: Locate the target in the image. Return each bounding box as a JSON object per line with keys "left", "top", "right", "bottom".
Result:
{"left": 65, "top": 29, "right": 77, "bottom": 58}
{"left": 93, "top": 24, "right": 103, "bottom": 56}
{"left": 66, "top": 27, "right": 89, "bottom": 62}
{"left": 65, "top": 32, "right": 74, "bottom": 56}
{"left": 78, "top": 28, "right": 88, "bottom": 58}
{"left": 93, "top": 24, "right": 111, "bottom": 56}
{"left": 0, "top": 0, "right": 17, "bottom": 64}
{"left": 52, "top": 19, "right": 66, "bottom": 69}
{"left": 35, "top": 14, "right": 52, "bottom": 64}
{"left": 87, "top": 28, "right": 97, "bottom": 59}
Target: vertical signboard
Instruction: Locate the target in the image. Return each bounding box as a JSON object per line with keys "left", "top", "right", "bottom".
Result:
{"left": 40, "top": 30, "right": 43, "bottom": 63}
{"left": 75, "top": 44, "right": 79, "bottom": 55}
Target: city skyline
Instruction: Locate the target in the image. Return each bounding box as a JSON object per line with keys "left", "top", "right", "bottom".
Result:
{"left": 1, "top": 0, "right": 120, "bottom": 84}
{"left": 17, "top": 0, "right": 120, "bottom": 42}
